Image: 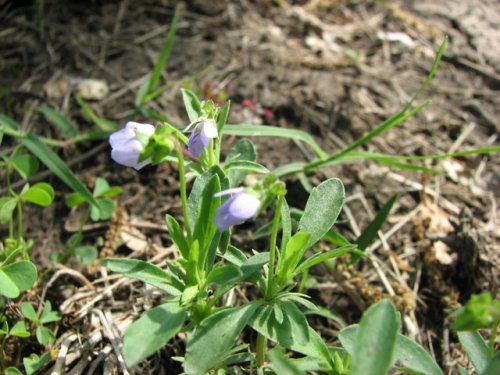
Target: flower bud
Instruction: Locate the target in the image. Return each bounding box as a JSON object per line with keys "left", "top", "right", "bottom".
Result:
{"left": 109, "top": 122, "right": 154, "bottom": 170}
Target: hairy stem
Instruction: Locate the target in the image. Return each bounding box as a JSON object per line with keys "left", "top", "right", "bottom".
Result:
{"left": 265, "top": 194, "right": 284, "bottom": 300}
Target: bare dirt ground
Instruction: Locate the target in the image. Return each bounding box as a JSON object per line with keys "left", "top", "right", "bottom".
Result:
{"left": 1, "top": 0, "right": 499, "bottom": 373}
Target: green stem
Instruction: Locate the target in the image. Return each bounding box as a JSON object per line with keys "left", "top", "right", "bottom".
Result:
{"left": 488, "top": 321, "right": 499, "bottom": 359}
{"left": 256, "top": 332, "right": 266, "bottom": 369}
{"left": 265, "top": 195, "right": 284, "bottom": 300}
{"left": 5, "top": 169, "right": 14, "bottom": 238}
{"left": 175, "top": 141, "right": 191, "bottom": 240}
{"left": 16, "top": 200, "right": 23, "bottom": 242}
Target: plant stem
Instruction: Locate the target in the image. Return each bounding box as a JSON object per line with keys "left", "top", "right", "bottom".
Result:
{"left": 175, "top": 141, "right": 191, "bottom": 240}
{"left": 265, "top": 194, "right": 284, "bottom": 300}
{"left": 5, "top": 169, "right": 14, "bottom": 238}
{"left": 256, "top": 332, "right": 266, "bottom": 369}
{"left": 488, "top": 321, "right": 499, "bottom": 359}
{"left": 16, "top": 200, "right": 23, "bottom": 242}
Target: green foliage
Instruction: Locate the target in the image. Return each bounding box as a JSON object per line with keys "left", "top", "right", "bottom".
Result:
{"left": 20, "top": 183, "right": 55, "bottom": 207}
{"left": 136, "top": 5, "right": 181, "bottom": 108}
{"left": 37, "top": 105, "right": 79, "bottom": 138}
{"left": 0, "top": 197, "right": 17, "bottom": 224}
{"left": 452, "top": 292, "right": 500, "bottom": 331}
{"left": 458, "top": 331, "right": 489, "bottom": 374}
{"left": 350, "top": 300, "right": 400, "bottom": 375}
{"left": 297, "top": 178, "right": 345, "bottom": 248}
{"left": 184, "top": 302, "right": 261, "bottom": 375}
{"left": 123, "top": 302, "right": 187, "bottom": 367}
{"left": 224, "top": 124, "right": 327, "bottom": 159}
{"left": 102, "top": 258, "right": 183, "bottom": 295}
{"left": 23, "top": 352, "right": 51, "bottom": 375}
{"left": 11, "top": 153, "right": 39, "bottom": 179}
{"left": 0, "top": 261, "right": 37, "bottom": 298}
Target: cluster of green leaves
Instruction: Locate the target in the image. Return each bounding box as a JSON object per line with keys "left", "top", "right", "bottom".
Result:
{"left": 451, "top": 293, "right": 500, "bottom": 375}
{"left": 0, "top": 301, "right": 61, "bottom": 375}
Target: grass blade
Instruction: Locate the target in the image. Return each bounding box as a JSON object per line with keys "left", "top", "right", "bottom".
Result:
{"left": 224, "top": 124, "right": 327, "bottom": 159}
{"left": 37, "top": 105, "right": 79, "bottom": 138}
{"left": 137, "top": 5, "right": 181, "bottom": 107}
{"left": 21, "top": 133, "right": 100, "bottom": 209}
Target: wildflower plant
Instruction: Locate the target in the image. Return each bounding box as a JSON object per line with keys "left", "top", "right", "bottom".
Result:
{"left": 99, "top": 31, "right": 500, "bottom": 373}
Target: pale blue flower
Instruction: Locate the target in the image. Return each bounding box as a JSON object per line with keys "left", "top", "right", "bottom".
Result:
{"left": 214, "top": 188, "right": 260, "bottom": 231}
{"left": 109, "top": 122, "right": 155, "bottom": 170}
{"left": 186, "top": 119, "right": 218, "bottom": 157}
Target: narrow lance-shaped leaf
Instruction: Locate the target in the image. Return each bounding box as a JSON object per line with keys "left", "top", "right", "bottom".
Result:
{"left": 21, "top": 132, "right": 100, "bottom": 210}
{"left": 37, "top": 105, "right": 79, "bottom": 138}
{"left": 101, "top": 258, "right": 183, "bottom": 295}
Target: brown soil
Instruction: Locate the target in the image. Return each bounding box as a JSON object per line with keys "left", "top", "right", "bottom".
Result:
{"left": 1, "top": 0, "right": 498, "bottom": 373}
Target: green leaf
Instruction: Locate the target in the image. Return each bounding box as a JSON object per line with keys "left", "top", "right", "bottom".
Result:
{"left": 297, "top": 178, "right": 345, "bottom": 248}
{"left": 98, "top": 186, "right": 123, "bottom": 198}
{"left": 268, "top": 347, "right": 303, "bottom": 375}
{"left": 0, "top": 261, "right": 37, "bottom": 298}
{"left": 181, "top": 88, "right": 202, "bottom": 122}
{"left": 165, "top": 214, "right": 189, "bottom": 258}
{"left": 21, "top": 302, "right": 39, "bottom": 323}
{"left": 20, "top": 132, "right": 100, "bottom": 210}
{"left": 295, "top": 245, "right": 360, "bottom": 275}
{"left": 193, "top": 174, "right": 220, "bottom": 254}
{"left": 206, "top": 264, "right": 243, "bottom": 287}
{"left": 36, "top": 326, "right": 55, "bottom": 345}
{"left": 123, "top": 302, "right": 186, "bottom": 367}
{"left": 65, "top": 192, "right": 85, "bottom": 208}
{"left": 10, "top": 321, "right": 30, "bottom": 338}
{"left": 140, "top": 5, "right": 181, "bottom": 106}
{"left": 249, "top": 304, "right": 332, "bottom": 366}
{"left": 101, "top": 258, "right": 183, "bottom": 295}
{"left": 93, "top": 177, "right": 110, "bottom": 197}
{"left": 188, "top": 166, "right": 226, "bottom": 232}
{"left": 23, "top": 352, "right": 51, "bottom": 375}
{"left": 276, "top": 232, "right": 311, "bottom": 287}
{"left": 224, "top": 160, "right": 269, "bottom": 174}
{"left": 340, "top": 324, "right": 444, "bottom": 375}
{"left": 225, "top": 139, "right": 257, "bottom": 187}
{"left": 5, "top": 367, "right": 24, "bottom": 375}
{"left": 457, "top": 365, "right": 470, "bottom": 375}
{"left": 40, "top": 301, "right": 61, "bottom": 324}
{"left": 76, "top": 96, "right": 118, "bottom": 131}
{"left": 481, "top": 353, "right": 500, "bottom": 375}
{"left": 184, "top": 301, "right": 261, "bottom": 375}
{"left": 351, "top": 300, "right": 400, "bottom": 375}
{"left": 21, "top": 182, "right": 55, "bottom": 207}
{"left": 458, "top": 331, "right": 488, "bottom": 374}
{"left": 11, "top": 153, "right": 39, "bottom": 179}
{"left": 90, "top": 198, "right": 115, "bottom": 221}
{"left": 280, "top": 199, "right": 292, "bottom": 252}
{"left": 37, "top": 105, "right": 79, "bottom": 138}
{"left": 452, "top": 292, "right": 500, "bottom": 331}
{"left": 0, "top": 197, "right": 18, "bottom": 224}
{"left": 216, "top": 100, "right": 231, "bottom": 134}
{"left": 224, "top": 124, "right": 327, "bottom": 159}
{"left": 355, "top": 194, "right": 397, "bottom": 253}
{"left": 74, "top": 246, "right": 98, "bottom": 264}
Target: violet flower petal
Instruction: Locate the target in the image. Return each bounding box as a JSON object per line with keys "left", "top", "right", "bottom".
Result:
{"left": 109, "top": 122, "right": 154, "bottom": 169}
{"left": 187, "top": 120, "right": 218, "bottom": 157}
{"left": 214, "top": 191, "right": 260, "bottom": 231}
